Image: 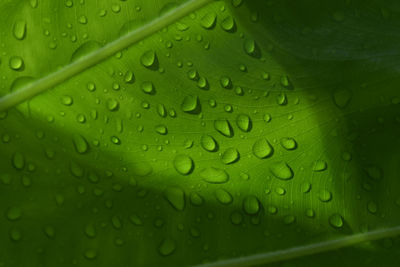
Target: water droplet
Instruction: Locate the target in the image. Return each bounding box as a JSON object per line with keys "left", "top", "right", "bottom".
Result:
{"left": 111, "top": 136, "right": 121, "bottom": 145}
{"left": 201, "top": 135, "right": 218, "bottom": 152}
{"left": 367, "top": 201, "right": 378, "bottom": 214}
{"left": 9, "top": 228, "right": 22, "bottom": 241}
{"left": 313, "top": 160, "right": 327, "bottom": 172}
{"left": 124, "top": 71, "right": 135, "bottom": 83}
{"left": 329, "top": 213, "right": 343, "bottom": 228}
{"left": 333, "top": 89, "right": 352, "bottom": 108}
{"left": 6, "top": 207, "right": 22, "bottom": 221}
{"left": 181, "top": 95, "right": 200, "bottom": 114}
{"left": 318, "top": 190, "right": 332, "bottom": 202}
{"left": 306, "top": 209, "right": 315, "bottom": 218}
{"left": 164, "top": 187, "right": 185, "bottom": 211}
{"left": 129, "top": 214, "right": 143, "bottom": 225}
{"left": 9, "top": 56, "right": 24, "bottom": 70}
{"left": 200, "top": 13, "right": 217, "bottom": 29}
{"left": 221, "top": 16, "right": 235, "bottom": 31}
{"left": 264, "top": 113, "right": 272, "bottom": 123}
{"left": 13, "top": 20, "right": 27, "bottom": 40}
{"left": 279, "top": 137, "right": 296, "bottom": 150}
{"left": 243, "top": 39, "right": 256, "bottom": 55}
{"left": 221, "top": 148, "right": 239, "bottom": 164}
{"left": 364, "top": 165, "right": 382, "bottom": 180}
{"left": 141, "top": 81, "right": 155, "bottom": 94}
{"left": 276, "top": 93, "right": 287, "bottom": 105}
{"left": 230, "top": 211, "right": 243, "bottom": 225}
{"left": 155, "top": 125, "right": 168, "bottom": 135}
{"left": 243, "top": 195, "right": 260, "bottom": 215}
{"left": 84, "top": 249, "right": 97, "bottom": 260}
{"left": 157, "top": 104, "right": 167, "bottom": 117}
{"left": 140, "top": 50, "right": 157, "bottom": 68}
{"left": 215, "top": 189, "right": 233, "bottom": 204}
{"left": 200, "top": 167, "right": 229, "bottom": 183}
{"left": 71, "top": 41, "right": 101, "bottom": 62}
{"left": 236, "top": 114, "right": 251, "bottom": 132}
{"left": 72, "top": 134, "right": 89, "bottom": 154}
{"left": 61, "top": 95, "right": 73, "bottom": 106}
{"left": 85, "top": 223, "right": 96, "bottom": 238}
{"left": 214, "top": 119, "right": 233, "bottom": 137}
{"left": 270, "top": 162, "right": 294, "bottom": 180}
{"left": 301, "top": 182, "right": 311, "bottom": 193}
{"left": 280, "top": 75, "right": 290, "bottom": 87}
{"left": 268, "top": 206, "right": 278, "bottom": 214}
{"left": 173, "top": 155, "right": 194, "bottom": 175}
{"left": 12, "top": 152, "right": 24, "bottom": 170}
{"left": 190, "top": 192, "right": 204, "bottom": 206}
{"left": 220, "top": 76, "right": 232, "bottom": 88}
{"left": 107, "top": 98, "right": 119, "bottom": 111}
{"left": 283, "top": 215, "right": 295, "bottom": 225}
{"left": 159, "top": 238, "right": 176, "bottom": 256}
{"left": 252, "top": 139, "right": 273, "bottom": 159}
{"left": 43, "top": 225, "right": 55, "bottom": 238}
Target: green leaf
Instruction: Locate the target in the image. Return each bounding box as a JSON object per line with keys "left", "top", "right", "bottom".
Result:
{"left": 1, "top": 0, "right": 400, "bottom": 266}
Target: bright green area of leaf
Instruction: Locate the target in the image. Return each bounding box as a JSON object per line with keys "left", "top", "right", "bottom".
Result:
{"left": 0, "top": 0, "right": 400, "bottom": 266}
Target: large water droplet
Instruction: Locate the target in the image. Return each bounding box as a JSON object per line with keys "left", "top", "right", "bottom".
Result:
{"left": 6, "top": 207, "right": 22, "bottom": 221}
{"left": 215, "top": 189, "right": 233, "bottom": 204}
{"left": 201, "top": 135, "right": 218, "bottom": 152}
{"left": 236, "top": 114, "right": 251, "bottom": 132}
{"left": 329, "top": 213, "right": 343, "bottom": 228}
{"left": 280, "top": 137, "right": 297, "bottom": 150}
{"left": 270, "top": 162, "right": 294, "bottom": 180}
{"left": 159, "top": 238, "right": 176, "bottom": 256}
{"left": 164, "top": 187, "right": 185, "bottom": 211}
{"left": 318, "top": 190, "right": 332, "bottom": 202}
{"left": 221, "top": 16, "right": 235, "bottom": 32}
{"left": 13, "top": 20, "right": 27, "bottom": 40}
{"left": 200, "top": 167, "right": 229, "bottom": 183}
{"left": 72, "top": 134, "right": 89, "bottom": 154}
{"left": 140, "top": 50, "right": 157, "bottom": 68}
{"left": 214, "top": 119, "right": 233, "bottom": 137}
{"left": 9, "top": 56, "right": 24, "bottom": 70}
{"left": 313, "top": 160, "right": 327, "bottom": 172}
{"left": 200, "top": 13, "right": 217, "bottom": 29}
{"left": 252, "top": 139, "right": 273, "bottom": 159}
{"left": 243, "top": 195, "right": 260, "bottom": 215}
{"left": 141, "top": 81, "right": 155, "bottom": 94}
{"left": 333, "top": 89, "right": 352, "bottom": 108}
{"left": 173, "top": 155, "right": 194, "bottom": 175}
{"left": 221, "top": 148, "right": 239, "bottom": 164}
{"left": 12, "top": 152, "right": 24, "bottom": 170}
{"left": 181, "top": 95, "right": 200, "bottom": 114}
